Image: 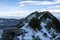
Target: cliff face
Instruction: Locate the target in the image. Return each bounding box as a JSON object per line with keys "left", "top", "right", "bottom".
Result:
{"left": 1, "top": 11, "right": 60, "bottom": 40}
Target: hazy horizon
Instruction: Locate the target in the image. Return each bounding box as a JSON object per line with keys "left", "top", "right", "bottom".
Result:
{"left": 0, "top": 12, "right": 60, "bottom": 20}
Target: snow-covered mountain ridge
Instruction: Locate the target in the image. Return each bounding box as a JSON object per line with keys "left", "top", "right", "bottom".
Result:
{"left": 0, "top": 11, "right": 60, "bottom": 40}
{"left": 17, "top": 11, "right": 60, "bottom": 40}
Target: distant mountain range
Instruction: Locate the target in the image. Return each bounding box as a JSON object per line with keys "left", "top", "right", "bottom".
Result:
{"left": 0, "top": 18, "right": 20, "bottom": 28}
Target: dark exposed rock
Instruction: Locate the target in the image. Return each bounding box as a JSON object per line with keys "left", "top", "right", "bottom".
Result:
{"left": 1, "top": 28, "right": 27, "bottom": 40}
{"left": 1, "top": 28, "right": 17, "bottom": 40}
{"left": 15, "top": 18, "right": 25, "bottom": 29}
{"left": 43, "top": 33, "right": 48, "bottom": 37}
{"left": 35, "top": 36, "right": 41, "bottom": 40}
{"left": 29, "top": 17, "right": 42, "bottom": 31}
{"left": 32, "top": 35, "right": 41, "bottom": 40}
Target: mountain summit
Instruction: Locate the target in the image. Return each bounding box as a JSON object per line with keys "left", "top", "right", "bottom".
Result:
{"left": 15, "top": 11, "right": 60, "bottom": 40}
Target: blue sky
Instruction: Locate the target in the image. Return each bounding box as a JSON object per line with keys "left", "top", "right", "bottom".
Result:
{"left": 0, "top": 0, "right": 60, "bottom": 18}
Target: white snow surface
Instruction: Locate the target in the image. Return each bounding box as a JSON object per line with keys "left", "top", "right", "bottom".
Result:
{"left": 17, "top": 22, "right": 52, "bottom": 40}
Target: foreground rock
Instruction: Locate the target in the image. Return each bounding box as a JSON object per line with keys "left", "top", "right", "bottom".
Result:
{"left": 1, "top": 28, "right": 27, "bottom": 40}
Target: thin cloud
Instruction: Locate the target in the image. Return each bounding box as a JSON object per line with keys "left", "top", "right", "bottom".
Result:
{"left": 54, "top": 0, "right": 60, "bottom": 3}
{"left": 17, "top": 0, "right": 60, "bottom": 12}
{"left": 17, "top": 0, "right": 60, "bottom": 7}
{"left": 48, "top": 5, "right": 60, "bottom": 9}
{"left": 55, "top": 5, "right": 60, "bottom": 8}
{"left": 0, "top": 11, "right": 30, "bottom": 17}
{"left": 17, "top": 1, "right": 53, "bottom": 7}
{"left": 48, "top": 9, "right": 60, "bottom": 12}
{"left": 39, "top": 9, "right": 60, "bottom": 13}
{"left": 28, "top": 0, "right": 32, "bottom": 1}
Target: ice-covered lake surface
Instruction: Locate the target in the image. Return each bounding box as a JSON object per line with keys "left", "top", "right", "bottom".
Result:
{"left": 0, "top": 13, "right": 60, "bottom": 40}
